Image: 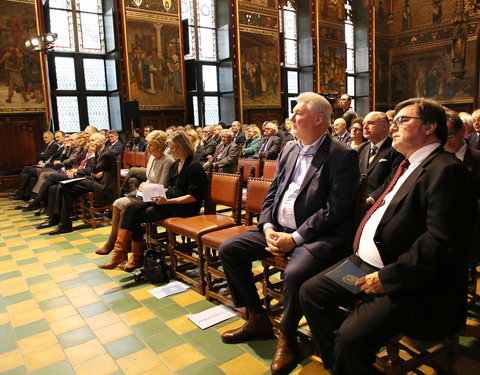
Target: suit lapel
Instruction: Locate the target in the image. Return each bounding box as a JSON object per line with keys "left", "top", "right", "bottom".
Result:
{"left": 359, "top": 143, "right": 370, "bottom": 173}
{"left": 298, "top": 136, "right": 330, "bottom": 194}
{"left": 463, "top": 147, "right": 473, "bottom": 172}
{"left": 275, "top": 144, "right": 299, "bottom": 200}
{"left": 366, "top": 138, "right": 392, "bottom": 173}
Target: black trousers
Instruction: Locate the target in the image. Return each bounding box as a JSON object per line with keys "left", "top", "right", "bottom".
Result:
{"left": 299, "top": 254, "right": 410, "bottom": 375}
{"left": 33, "top": 172, "right": 67, "bottom": 209}
{"left": 218, "top": 227, "right": 330, "bottom": 337}
{"left": 18, "top": 166, "right": 41, "bottom": 199}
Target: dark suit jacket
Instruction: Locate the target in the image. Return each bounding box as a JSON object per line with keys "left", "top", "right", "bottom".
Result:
{"left": 356, "top": 137, "right": 404, "bottom": 200}
{"left": 38, "top": 141, "right": 60, "bottom": 163}
{"left": 335, "top": 132, "right": 352, "bottom": 144}
{"left": 255, "top": 135, "right": 282, "bottom": 160}
{"left": 107, "top": 141, "right": 125, "bottom": 158}
{"left": 280, "top": 131, "right": 294, "bottom": 143}
{"left": 375, "top": 148, "right": 477, "bottom": 339}
{"left": 233, "top": 132, "right": 246, "bottom": 146}
{"left": 202, "top": 137, "right": 218, "bottom": 160}
{"left": 258, "top": 135, "right": 360, "bottom": 261}
{"left": 84, "top": 148, "right": 118, "bottom": 206}
{"left": 465, "top": 131, "right": 480, "bottom": 150}
{"left": 207, "top": 141, "right": 240, "bottom": 173}
{"left": 464, "top": 145, "right": 480, "bottom": 190}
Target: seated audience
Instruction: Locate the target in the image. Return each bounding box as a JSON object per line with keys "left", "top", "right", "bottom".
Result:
{"left": 218, "top": 92, "right": 359, "bottom": 375}
{"left": 356, "top": 111, "right": 404, "bottom": 201}
{"left": 201, "top": 125, "right": 218, "bottom": 161}
{"left": 203, "top": 129, "right": 239, "bottom": 173}
{"left": 280, "top": 118, "right": 294, "bottom": 143}
{"left": 99, "top": 131, "right": 207, "bottom": 272}
{"left": 299, "top": 98, "right": 477, "bottom": 375}
{"left": 9, "top": 131, "right": 60, "bottom": 201}
{"left": 465, "top": 109, "right": 480, "bottom": 150}
{"left": 347, "top": 117, "right": 366, "bottom": 149}
{"left": 186, "top": 128, "right": 205, "bottom": 162}
{"left": 339, "top": 94, "right": 358, "bottom": 129}
{"left": 254, "top": 122, "right": 281, "bottom": 160}
{"left": 242, "top": 126, "right": 262, "bottom": 158}
{"left": 95, "top": 130, "right": 175, "bottom": 255}
{"left": 231, "top": 121, "right": 246, "bottom": 146}
{"left": 333, "top": 118, "right": 352, "bottom": 144}
{"left": 106, "top": 130, "right": 125, "bottom": 158}
{"left": 459, "top": 112, "right": 474, "bottom": 136}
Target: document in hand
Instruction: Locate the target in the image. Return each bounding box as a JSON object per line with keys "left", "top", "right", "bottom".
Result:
{"left": 325, "top": 259, "right": 367, "bottom": 294}
{"left": 60, "top": 177, "right": 86, "bottom": 184}
{"left": 141, "top": 183, "right": 166, "bottom": 202}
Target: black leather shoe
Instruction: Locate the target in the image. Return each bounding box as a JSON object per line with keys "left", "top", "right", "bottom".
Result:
{"left": 48, "top": 226, "right": 72, "bottom": 235}
{"left": 9, "top": 191, "right": 22, "bottom": 200}
{"left": 22, "top": 204, "right": 39, "bottom": 212}
{"left": 34, "top": 208, "right": 46, "bottom": 216}
{"left": 15, "top": 203, "right": 30, "bottom": 210}
{"left": 36, "top": 219, "right": 58, "bottom": 229}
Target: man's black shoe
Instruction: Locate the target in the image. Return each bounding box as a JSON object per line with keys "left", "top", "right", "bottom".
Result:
{"left": 15, "top": 203, "right": 30, "bottom": 210}
{"left": 34, "top": 208, "right": 46, "bottom": 216}
{"left": 48, "top": 226, "right": 72, "bottom": 235}
{"left": 36, "top": 219, "right": 58, "bottom": 229}
{"left": 22, "top": 204, "right": 40, "bottom": 212}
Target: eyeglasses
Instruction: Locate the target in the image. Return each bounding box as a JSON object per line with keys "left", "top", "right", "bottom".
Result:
{"left": 391, "top": 115, "right": 421, "bottom": 128}
{"left": 351, "top": 127, "right": 363, "bottom": 132}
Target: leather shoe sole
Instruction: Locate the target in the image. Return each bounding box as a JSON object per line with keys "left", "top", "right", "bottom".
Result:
{"left": 36, "top": 221, "right": 57, "bottom": 229}
{"left": 48, "top": 227, "right": 72, "bottom": 235}
{"left": 95, "top": 249, "right": 112, "bottom": 255}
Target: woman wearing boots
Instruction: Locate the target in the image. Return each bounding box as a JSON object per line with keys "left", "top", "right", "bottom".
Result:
{"left": 98, "top": 130, "right": 207, "bottom": 272}
{"left": 95, "top": 130, "right": 174, "bottom": 255}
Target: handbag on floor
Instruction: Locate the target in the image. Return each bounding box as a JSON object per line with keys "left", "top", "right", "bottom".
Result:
{"left": 143, "top": 250, "right": 169, "bottom": 284}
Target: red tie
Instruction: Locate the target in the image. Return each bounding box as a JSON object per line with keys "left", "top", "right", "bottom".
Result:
{"left": 214, "top": 145, "right": 225, "bottom": 161}
{"left": 353, "top": 158, "right": 410, "bottom": 251}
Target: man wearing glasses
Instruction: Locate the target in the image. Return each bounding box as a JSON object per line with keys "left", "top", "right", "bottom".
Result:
{"left": 300, "top": 98, "right": 476, "bottom": 375}
{"left": 219, "top": 92, "right": 360, "bottom": 375}
{"left": 356, "top": 111, "right": 404, "bottom": 202}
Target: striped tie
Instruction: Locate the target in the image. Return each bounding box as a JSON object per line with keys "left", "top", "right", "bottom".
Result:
{"left": 368, "top": 145, "right": 378, "bottom": 164}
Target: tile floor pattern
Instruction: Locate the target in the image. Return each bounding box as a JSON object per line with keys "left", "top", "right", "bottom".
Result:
{"left": 0, "top": 195, "right": 479, "bottom": 375}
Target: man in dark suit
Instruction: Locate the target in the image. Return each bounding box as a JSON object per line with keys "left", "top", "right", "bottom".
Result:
{"left": 465, "top": 109, "right": 480, "bottom": 150}
{"left": 218, "top": 92, "right": 360, "bottom": 375}
{"left": 300, "top": 98, "right": 477, "bottom": 375}
{"left": 231, "top": 121, "right": 246, "bottom": 146}
{"left": 333, "top": 118, "right": 352, "bottom": 144}
{"left": 203, "top": 130, "right": 239, "bottom": 173}
{"left": 254, "top": 122, "right": 282, "bottom": 160}
{"left": 201, "top": 125, "right": 218, "bottom": 161}
{"left": 339, "top": 94, "right": 358, "bottom": 129}
{"left": 356, "top": 111, "right": 404, "bottom": 201}
{"left": 43, "top": 133, "right": 117, "bottom": 234}
{"left": 280, "top": 118, "right": 294, "bottom": 143}
{"left": 106, "top": 130, "right": 125, "bottom": 158}
{"left": 10, "top": 131, "right": 60, "bottom": 200}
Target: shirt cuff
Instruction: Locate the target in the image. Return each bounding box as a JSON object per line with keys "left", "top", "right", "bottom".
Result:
{"left": 263, "top": 223, "right": 275, "bottom": 234}
{"left": 291, "top": 231, "right": 304, "bottom": 246}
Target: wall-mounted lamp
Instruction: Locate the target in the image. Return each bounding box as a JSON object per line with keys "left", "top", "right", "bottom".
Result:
{"left": 25, "top": 32, "right": 58, "bottom": 53}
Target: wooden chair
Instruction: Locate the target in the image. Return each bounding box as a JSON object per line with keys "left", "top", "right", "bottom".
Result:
{"left": 164, "top": 171, "right": 244, "bottom": 294}
{"left": 237, "top": 158, "right": 261, "bottom": 180}
{"left": 262, "top": 159, "right": 278, "bottom": 179}
{"left": 133, "top": 151, "right": 148, "bottom": 167}
{"left": 202, "top": 177, "right": 273, "bottom": 305}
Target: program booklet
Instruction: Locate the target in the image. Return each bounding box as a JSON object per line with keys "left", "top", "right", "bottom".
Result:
{"left": 325, "top": 259, "right": 367, "bottom": 294}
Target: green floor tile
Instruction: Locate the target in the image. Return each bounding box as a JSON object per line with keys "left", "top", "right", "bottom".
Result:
{"left": 143, "top": 329, "right": 186, "bottom": 354}
{"left": 56, "top": 325, "right": 95, "bottom": 349}
{"left": 199, "top": 340, "right": 245, "bottom": 365}
{"left": 185, "top": 299, "right": 217, "bottom": 314}
{"left": 62, "top": 254, "right": 90, "bottom": 266}
{"left": 16, "top": 257, "right": 39, "bottom": 266}
{"left": 31, "top": 246, "right": 53, "bottom": 253}
{"left": 25, "top": 274, "right": 52, "bottom": 285}
{"left": 50, "top": 241, "right": 73, "bottom": 250}
{"left": 43, "top": 260, "right": 67, "bottom": 270}
{"left": 3, "top": 234, "right": 21, "bottom": 240}
{"left": 29, "top": 360, "right": 74, "bottom": 375}
{"left": 152, "top": 302, "right": 189, "bottom": 321}
{"left": 131, "top": 318, "right": 168, "bottom": 340}
{"left": 0, "top": 271, "right": 22, "bottom": 281}
{"left": 183, "top": 327, "right": 221, "bottom": 347}
{"left": 0, "top": 365, "right": 28, "bottom": 375}
{"left": 8, "top": 244, "right": 29, "bottom": 252}
{"left": 0, "top": 324, "right": 17, "bottom": 354}
{"left": 77, "top": 301, "right": 109, "bottom": 318}
{"left": 4, "top": 291, "right": 34, "bottom": 306}
{"left": 57, "top": 278, "right": 84, "bottom": 290}
{"left": 84, "top": 274, "right": 114, "bottom": 287}
{"left": 38, "top": 296, "right": 70, "bottom": 311}
{"left": 14, "top": 319, "right": 50, "bottom": 341}
{"left": 176, "top": 358, "right": 226, "bottom": 375}
{"left": 104, "top": 334, "right": 146, "bottom": 359}
{"left": 100, "top": 290, "right": 130, "bottom": 305}
{"left": 109, "top": 297, "right": 142, "bottom": 315}
{"left": 0, "top": 254, "right": 13, "bottom": 261}
{"left": 238, "top": 338, "right": 276, "bottom": 361}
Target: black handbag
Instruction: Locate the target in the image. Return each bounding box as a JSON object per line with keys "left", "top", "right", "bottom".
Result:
{"left": 143, "top": 250, "right": 169, "bottom": 284}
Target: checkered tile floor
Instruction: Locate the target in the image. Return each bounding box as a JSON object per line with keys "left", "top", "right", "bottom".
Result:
{"left": 0, "top": 195, "right": 479, "bottom": 374}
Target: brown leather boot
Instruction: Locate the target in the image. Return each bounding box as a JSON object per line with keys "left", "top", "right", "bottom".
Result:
{"left": 123, "top": 241, "right": 144, "bottom": 272}
{"left": 270, "top": 332, "right": 298, "bottom": 375}
{"left": 98, "top": 229, "right": 132, "bottom": 269}
{"left": 221, "top": 310, "right": 274, "bottom": 343}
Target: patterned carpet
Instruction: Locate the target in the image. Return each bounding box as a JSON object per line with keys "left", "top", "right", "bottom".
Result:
{"left": 0, "top": 194, "right": 479, "bottom": 374}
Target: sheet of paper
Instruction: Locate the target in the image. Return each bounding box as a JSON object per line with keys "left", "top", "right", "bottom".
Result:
{"left": 60, "top": 177, "right": 86, "bottom": 184}
{"left": 148, "top": 281, "right": 189, "bottom": 300}
{"left": 141, "top": 183, "right": 165, "bottom": 202}
{"left": 187, "top": 305, "right": 237, "bottom": 330}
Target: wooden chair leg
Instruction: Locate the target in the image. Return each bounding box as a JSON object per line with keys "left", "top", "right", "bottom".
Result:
{"left": 385, "top": 339, "right": 402, "bottom": 375}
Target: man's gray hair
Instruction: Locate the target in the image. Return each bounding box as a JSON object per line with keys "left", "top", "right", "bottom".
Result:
{"left": 296, "top": 92, "right": 332, "bottom": 126}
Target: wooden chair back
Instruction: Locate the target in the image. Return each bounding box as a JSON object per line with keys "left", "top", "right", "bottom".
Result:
{"left": 262, "top": 160, "right": 277, "bottom": 179}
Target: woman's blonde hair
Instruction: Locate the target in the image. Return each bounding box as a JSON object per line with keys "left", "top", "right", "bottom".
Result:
{"left": 185, "top": 128, "right": 199, "bottom": 144}
{"left": 251, "top": 126, "right": 261, "bottom": 139}
{"left": 169, "top": 130, "right": 195, "bottom": 158}
{"left": 146, "top": 130, "right": 167, "bottom": 151}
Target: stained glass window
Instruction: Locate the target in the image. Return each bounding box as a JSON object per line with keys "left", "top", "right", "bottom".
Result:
{"left": 55, "top": 57, "right": 77, "bottom": 90}
{"left": 84, "top": 59, "right": 106, "bottom": 91}
{"left": 87, "top": 96, "right": 109, "bottom": 128}
{"left": 49, "top": 9, "right": 75, "bottom": 52}
{"left": 204, "top": 96, "right": 219, "bottom": 125}
{"left": 287, "top": 71, "right": 298, "bottom": 94}
{"left": 280, "top": 1, "right": 298, "bottom": 68}
{"left": 182, "top": 0, "right": 216, "bottom": 61}
{"left": 57, "top": 97, "right": 80, "bottom": 132}
{"left": 202, "top": 65, "right": 217, "bottom": 92}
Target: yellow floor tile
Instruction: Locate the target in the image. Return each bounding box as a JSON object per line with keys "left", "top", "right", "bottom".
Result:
{"left": 73, "top": 262, "right": 99, "bottom": 273}
{"left": 292, "top": 361, "right": 330, "bottom": 374}
{"left": 0, "top": 277, "right": 28, "bottom": 296}
{"left": 70, "top": 239, "right": 90, "bottom": 246}
{"left": 165, "top": 315, "right": 197, "bottom": 335}
{"left": 50, "top": 314, "right": 86, "bottom": 335}
{"left": 0, "top": 349, "right": 23, "bottom": 372}
{"left": 19, "top": 263, "right": 48, "bottom": 278}
{"left": 9, "top": 249, "right": 33, "bottom": 260}
{"left": 44, "top": 304, "right": 78, "bottom": 323}
{"left": 219, "top": 353, "right": 269, "bottom": 375}
{"left": 116, "top": 348, "right": 165, "bottom": 375}
{"left": 119, "top": 307, "right": 156, "bottom": 326}
{"left": 0, "top": 260, "right": 18, "bottom": 273}
{"left": 128, "top": 285, "right": 155, "bottom": 301}
{"left": 140, "top": 365, "right": 175, "bottom": 375}
{"left": 10, "top": 308, "right": 44, "bottom": 327}
{"left": 27, "top": 239, "right": 50, "bottom": 249}
{"left": 58, "top": 248, "right": 79, "bottom": 255}
{"left": 85, "top": 310, "right": 120, "bottom": 331}
{"left": 65, "top": 339, "right": 106, "bottom": 366}
{"left": 94, "top": 321, "right": 132, "bottom": 344}
{"left": 69, "top": 291, "right": 101, "bottom": 308}
{"left": 0, "top": 311, "right": 10, "bottom": 325}
{"left": 6, "top": 299, "right": 39, "bottom": 315}
{"left": 92, "top": 282, "right": 123, "bottom": 296}
{"left": 73, "top": 353, "right": 120, "bottom": 375}
{"left": 32, "top": 286, "right": 64, "bottom": 302}
{"left": 23, "top": 343, "right": 65, "bottom": 371}
{"left": 169, "top": 290, "right": 205, "bottom": 306}
{"left": 49, "top": 266, "right": 78, "bottom": 282}
{"left": 216, "top": 319, "right": 245, "bottom": 335}
{"left": 64, "top": 285, "right": 95, "bottom": 299}
{"left": 18, "top": 330, "right": 58, "bottom": 355}
{"left": 159, "top": 343, "right": 205, "bottom": 372}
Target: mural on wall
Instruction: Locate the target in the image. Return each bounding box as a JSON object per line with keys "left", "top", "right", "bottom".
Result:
{"left": 319, "top": 0, "right": 345, "bottom": 22}
{"left": 375, "top": 48, "right": 389, "bottom": 107}
{"left": 126, "top": 0, "right": 178, "bottom": 14}
{"left": 319, "top": 42, "right": 345, "bottom": 94}
{"left": 239, "top": 0, "right": 277, "bottom": 9}
{"left": 125, "top": 13, "right": 185, "bottom": 110}
{"left": 0, "top": 0, "right": 45, "bottom": 113}
{"left": 239, "top": 32, "right": 281, "bottom": 109}
{"left": 389, "top": 41, "right": 476, "bottom": 104}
